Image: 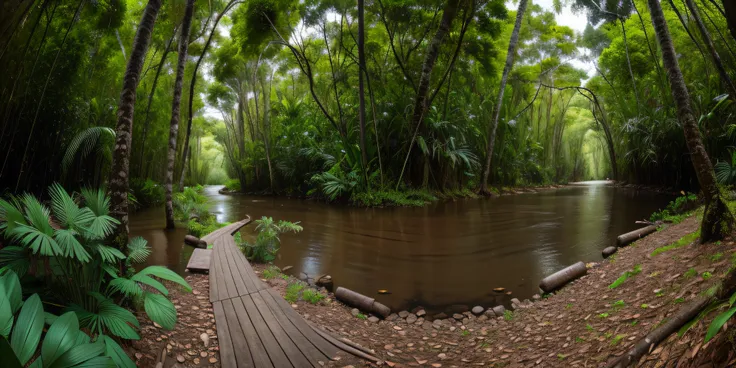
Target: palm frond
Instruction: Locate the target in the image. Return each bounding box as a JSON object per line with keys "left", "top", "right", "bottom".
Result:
{"left": 61, "top": 127, "right": 115, "bottom": 178}
{"left": 126, "top": 237, "right": 150, "bottom": 264}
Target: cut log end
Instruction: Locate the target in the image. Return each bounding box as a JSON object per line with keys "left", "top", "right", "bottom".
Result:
{"left": 335, "top": 287, "right": 391, "bottom": 318}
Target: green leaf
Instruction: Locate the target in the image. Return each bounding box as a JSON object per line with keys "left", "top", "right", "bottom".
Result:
{"left": 705, "top": 306, "right": 736, "bottom": 342}
{"left": 68, "top": 294, "right": 140, "bottom": 340}
{"left": 0, "top": 270, "right": 22, "bottom": 313}
{"left": 138, "top": 266, "right": 191, "bottom": 292}
{"left": 100, "top": 335, "right": 136, "bottom": 368}
{"left": 10, "top": 294, "right": 44, "bottom": 365}
{"left": 48, "top": 184, "right": 94, "bottom": 230}
{"left": 48, "top": 341, "right": 105, "bottom": 368}
{"left": 0, "top": 286, "right": 13, "bottom": 338}
{"left": 108, "top": 278, "right": 142, "bottom": 299}
{"left": 42, "top": 312, "right": 80, "bottom": 366}
{"left": 130, "top": 274, "right": 168, "bottom": 296}
{"left": 0, "top": 247, "right": 30, "bottom": 279}
{"left": 44, "top": 312, "right": 58, "bottom": 326}
{"left": 71, "top": 356, "right": 115, "bottom": 368}
{"left": 126, "top": 237, "right": 150, "bottom": 264}
{"left": 0, "top": 197, "right": 27, "bottom": 237}
{"left": 144, "top": 292, "right": 177, "bottom": 330}
{"left": 54, "top": 229, "right": 91, "bottom": 263}
{"left": 12, "top": 224, "right": 61, "bottom": 256}
{"left": 80, "top": 188, "right": 111, "bottom": 217}
{"left": 96, "top": 246, "right": 126, "bottom": 264}
{"left": 729, "top": 291, "right": 736, "bottom": 307}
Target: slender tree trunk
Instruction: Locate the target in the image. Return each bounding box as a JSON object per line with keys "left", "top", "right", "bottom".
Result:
{"left": 479, "top": 0, "right": 528, "bottom": 194}
{"left": 179, "top": 0, "right": 241, "bottom": 190}
{"left": 138, "top": 25, "right": 179, "bottom": 175}
{"left": 722, "top": 0, "right": 736, "bottom": 41}
{"left": 647, "top": 0, "right": 734, "bottom": 242}
{"left": 165, "top": 0, "right": 195, "bottom": 230}
{"left": 109, "top": 0, "right": 162, "bottom": 245}
{"left": 685, "top": 0, "right": 736, "bottom": 100}
{"left": 357, "top": 0, "right": 368, "bottom": 176}
{"left": 409, "top": 0, "right": 461, "bottom": 131}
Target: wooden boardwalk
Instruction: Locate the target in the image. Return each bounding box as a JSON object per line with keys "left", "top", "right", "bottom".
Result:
{"left": 197, "top": 218, "right": 376, "bottom": 368}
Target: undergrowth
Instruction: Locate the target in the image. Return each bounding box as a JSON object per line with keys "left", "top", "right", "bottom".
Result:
{"left": 650, "top": 230, "right": 700, "bottom": 257}
{"left": 609, "top": 264, "right": 642, "bottom": 289}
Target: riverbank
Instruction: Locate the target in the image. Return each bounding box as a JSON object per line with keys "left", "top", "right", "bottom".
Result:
{"left": 254, "top": 212, "right": 735, "bottom": 366}
{"left": 217, "top": 183, "right": 569, "bottom": 207}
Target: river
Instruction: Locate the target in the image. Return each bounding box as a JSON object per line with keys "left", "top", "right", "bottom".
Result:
{"left": 129, "top": 182, "right": 673, "bottom": 312}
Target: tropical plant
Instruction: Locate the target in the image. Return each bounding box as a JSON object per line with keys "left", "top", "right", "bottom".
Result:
{"left": 240, "top": 216, "right": 303, "bottom": 262}
{"left": 61, "top": 127, "right": 116, "bottom": 180}
{"left": 173, "top": 186, "right": 209, "bottom": 221}
{"left": 0, "top": 270, "right": 135, "bottom": 368}
{"left": 0, "top": 184, "right": 190, "bottom": 346}
{"left": 715, "top": 151, "right": 736, "bottom": 185}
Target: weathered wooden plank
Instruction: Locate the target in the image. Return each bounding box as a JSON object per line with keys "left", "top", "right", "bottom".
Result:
{"left": 186, "top": 248, "right": 211, "bottom": 272}
{"left": 222, "top": 235, "right": 256, "bottom": 295}
{"left": 264, "top": 288, "right": 339, "bottom": 359}
{"left": 257, "top": 290, "right": 326, "bottom": 366}
{"left": 230, "top": 296, "right": 273, "bottom": 368}
{"left": 221, "top": 299, "right": 255, "bottom": 368}
{"left": 215, "top": 237, "right": 239, "bottom": 300}
{"left": 251, "top": 292, "right": 314, "bottom": 367}
{"left": 209, "top": 242, "right": 221, "bottom": 302}
{"left": 216, "top": 242, "right": 230, "bottom": 302}
{"left": 212, "top": 301, "right": 237, "bottom": 368}
{"left": 221, "top": 237, "right": 248, "bottom": 296}
{"left": 240, "top": 295, "right": 291, "bottom": 367}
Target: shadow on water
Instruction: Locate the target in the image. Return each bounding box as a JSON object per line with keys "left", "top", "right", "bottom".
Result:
{"left": 129, "top": 182, "right": 673, "bottom": 312}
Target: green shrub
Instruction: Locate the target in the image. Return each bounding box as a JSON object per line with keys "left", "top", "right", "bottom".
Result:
{"left": 207, "top": 168, "right": 229, "bottom": 185}
{"left": 650, "top": 230, "right": 700, "bottom": 257}
{"left": 284, "top": 282, "right": 305, "bottom": 304}
{"left": 224, "top": 179, "right": 241, "bottom": 192}
{"left": 302, "top": 289, "right": 325, "bottom": 304}
{"left": 173, "top": 186, "right": 209, "bottom": 222}
{"left": 129, "top": 178, "right": 164, "bottom": 210}
{"left": 240, "top": 216, "right": 303, "bottom": 263}
{"left": 650, "top": 193, "right": 698, "bottom": 223}
{"left": 609, "top": 264, "right": 642, "bottom": 289}
{"left": 187, "top": 218, "right": 227, "bottom": 238}
{"left": 350, "top": 189, "right": 437, "bottom": 207}
{"left": 0, "top": 184, "right": 190, "bottom": 351}
{"left": 262, "top": 266, "right": 280, "bottom": 280}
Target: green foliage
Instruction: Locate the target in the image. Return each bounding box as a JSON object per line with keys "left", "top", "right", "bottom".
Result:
{"left": 262, "top": 266, "right": 280, "bottom": 280}
{"left": 650, "top": 193, "right": 698, "bottom": 223}
{"left": 683, "top": 268, "right": 697, "bottom": 279}
{"left": 350, "top": 189, "right": 438, "bottom": 207}
{"left": 611, "top": 300, "right": 625, "bottom": 311}
{"left": 129, "top": 179, "right": 164, "bottom": 210}
{"left": 224, "top": 179, "right": 241, "bottom": 192}
{"left": 650, "top": 230, "right": 700, "bottom": 257}
{"left": 0, "top": 271, "right": 133, "bottom": 368}
{"left": 284, "top": 282, "right": 305, "bottom": 304}
{"left": 301, "top": 289, "right": 325, "bottom": 305}
{"left": 0, "top": 185, "right": 189, "bottom": 352}
{"left": 609, "top": 264, "right": 642, "bottom": 289}
{"left": 503, "top": 310, "right": 513, "bottom": 321}
{"left": 240, "top": 217, "right": 303, "bottom": 263}
{"left": 610, "top": 334, "right": 625, "bottom": 346}
{"left": 355, "top": 313, "right": 367, "bottom": 320}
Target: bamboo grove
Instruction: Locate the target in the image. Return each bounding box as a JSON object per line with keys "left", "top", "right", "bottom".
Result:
{"left": 2, "top": 0, "right": 736, "bottom": 208}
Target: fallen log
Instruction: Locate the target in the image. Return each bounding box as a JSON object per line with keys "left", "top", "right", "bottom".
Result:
{"left": 616, "top": 225, "right": 657, "bottom": 247}
{"left": 335, "top": 287, "right": 391, "bottom": 318}
{"left": 184, "top": 235, "right": 207, "bottom": 248}
{"left": 607, "top": 297, "right": 710, "bottom": 367}
{"left": 539, "top": 261, "right": 587, "bottom": 293}
{"left": 602, "top": 246, "right": 618, "bottom": 258}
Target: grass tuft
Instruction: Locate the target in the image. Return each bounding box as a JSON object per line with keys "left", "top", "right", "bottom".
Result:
{"left": 650, "top": 230, "right": 700, "bottom": 257}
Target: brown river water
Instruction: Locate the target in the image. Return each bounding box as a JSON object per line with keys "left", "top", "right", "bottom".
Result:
{"left": 129, "top": 182, "right": 673, "bottom": 312}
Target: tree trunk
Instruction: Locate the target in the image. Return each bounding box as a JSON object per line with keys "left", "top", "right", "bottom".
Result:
{"left": 722, "top": 0, "right": 736, "bottom": 41}
{"left": 409, "top": 0, "right": 461, "bottom": 131}
{"left": 138, "top": 25, "right": 178, "bottom": 176}
{"left": 479, "top": 0, "right": 528, "bottom": 194}
{"left": 165, "top": 0, "right": 195, "bottom": 230}
{"left": 357, "top": 0, "right": 368, "bottom": 176}
{"left": 647, "top": 0, "right": 734, "bottom": 242}
{"left": 109, "top": 0, "right": 162, "bottom": 246}
{"left": 685, "top": 0, "right": 736, "bottom": 100}
{"left": 179, "top": 0, "right": 240, "bottom": 191}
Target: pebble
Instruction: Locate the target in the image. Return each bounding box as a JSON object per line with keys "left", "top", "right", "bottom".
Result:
{"left": 452, "top": 313, "right": 463, "bottom": 321}
{"left": 351, "top": 308, "right": 360, "bottom": 317}
{"left": 200, "top": 333, "right": 210, "bottom": 347}
{"left": 438, "top": 353, "right": 447, "bottom": 360}
{"left": 368, "top": 316, "right": 380, "bottom": 323}
{"left": 416, "top": 309, "right": 426, "bottom": 317}
{"left": 386, "top": 313, "right": 398, "bottom": 321}
{"left": 384, "top": 344, "right": 394, "bottom": 350}
{"left": 209, "top": 357, "right": 218, "bottom": 363}
{"left": 471, "top": 306, "right": 484, "bottom": 315}
{"left": 492, "top": 305, "right": 506, "bottom": 316}
{"left": 194, "top": 358, "right": 200, "bottom": 364}
{"left": 406, "top": 314, "right": 418, "bottom": 324}
{"left": 200, "top": 352, "right": 208, "bottom": 358}
{"left": 398, "top": 310, "right": 410, "bottom": 318}
{"left": 176, "top": 355, "right": 185, "bottom": 363}
{"left": 393, "top": 326, "right": 403, "bottom": 331}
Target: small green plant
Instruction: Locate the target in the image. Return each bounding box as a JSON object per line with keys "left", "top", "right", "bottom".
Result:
{"left": 610, "top": 334, "right": 626, "bottom": 346}
{"left": 651, "top": 231, "right": 700, "bottom": 257}
{"left": 609, "top": 264, "right": 642, "bottom": 289}
{"left": 241, "top": 217, "right": 303, "bottom": 263}
{"left": 674, "top": 297, "right": 685, "bottom": 304}
{"left": 285, "top": 282, "right": 305, "bottom": 304}
{"left": 565, "top": 303, "right": 573, "bottom": 309}
{"left": 604, "top": 332, "right": 613, "bottom": 339}
{"left": 648, "top": 271, "right": 661, "bottom": 278}
{"left": 280, "top": 274, "right": 289, "bottom": 280}
{"left": 630, "top": 320, "right": 638, "bottom": 326}
{"left": 262, "top": 266, "right": 280, "bottom": 280}
{"left": 302, "top": 288, "right": 325, "bottom": 304}
{"left": 656, "top": 290, "right": 665, "bottom": 297}
{"left": 640, "top": 304, "right": 649, "bottom": 309}
{"left": 711, "top": 252, "right": 724, "bottom": 262}
{"left": 649, "top": 193, "right": 698, "bottom": 222}
{"left": 701, "top": 272, "right": 713, "bottom": 280}
{"left": 586, "top": 323, "right": 594, "bottom": 331}
{"left": 612, "top": 300, "right": 625, "bottom": 311}
{"left": 684, "top": 268, "right": 697, "bottom": 279}
{"left": 503, "top": 310, "right": 513, "bottom": 321}
{"left": 557, "top": 354, "right": 567, "bottom": 361}
{"left": 598, "top": 313, "right": 609, "bottom": 318}
{"left": 575, "top": 336, "right": 585, "bottom": 343}
{"left": 461, "top": 329, "right": 471, "bottom": 337}
{"left": 356, "top": 313, "right": 367, "bottom": 320}
{"left": 224, "top": 179, "right": 241, "bottom": 192}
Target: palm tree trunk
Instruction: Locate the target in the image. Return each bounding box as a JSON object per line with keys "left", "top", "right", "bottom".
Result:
{"left": 165, "top": 0, "right": 195, "bottom": 230}
{"left": 109, "top": 0, "right": 162, "bottom": 245}
{"left": 684, "top": 0, "right": 736, "bottom": 100}
{"left": 479, "top": 0, "right": 528, "bottom": 194}
{"left": 647, "top": 0, "right": 734, "bottom": 242}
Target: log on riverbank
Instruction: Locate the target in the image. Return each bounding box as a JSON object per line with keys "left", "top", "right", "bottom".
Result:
{"left": 539, "top": 261, "right": 587, "bottom": 293}
{"left": 616, "top": 225, "right": 657, "bottom": 247}
{"left": 602, "top": 246, "right": 618, "bottom": 258}
{"left": 335, "top": 287, "right": 391, "bottom": 318}
{"left": 184, "top": 235, "right": 207, "bottom": 248}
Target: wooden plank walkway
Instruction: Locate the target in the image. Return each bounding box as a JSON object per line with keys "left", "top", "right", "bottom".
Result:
{"left": 192, "top": 217, "right": 375, "bottom": 367}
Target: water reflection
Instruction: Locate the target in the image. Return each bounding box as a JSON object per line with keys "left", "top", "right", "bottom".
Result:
{"left": 129, "top": 183, "right": 672, "bottom": 312}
